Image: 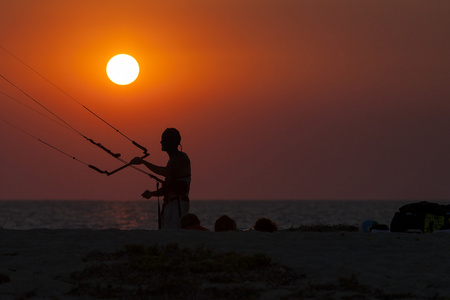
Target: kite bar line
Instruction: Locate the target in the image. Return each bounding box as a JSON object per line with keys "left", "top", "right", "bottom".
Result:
{"left": 89, "top": 160, "right": 164, "bottom": 183}
{"left": 0, "top": 118, "right": 90, "bottom": 167}
{"left": 0, "top": 74, "right": 122, "bottom": 159}
{"left": 0, "top": 90, "right": 70, "bottom": 130}
{"left": 1, "top": 117, "right": 163, "bottom": 182}
{"left": 0, "top": 44, "right": 148, "bottom": 155}
{"left": 108, "top": 154, "right": 150, "bottom": 176}
{"left": 0, "top": 45, "right": 162, "bottom": 181}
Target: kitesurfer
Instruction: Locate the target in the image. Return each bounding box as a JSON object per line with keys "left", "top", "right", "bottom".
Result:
{"left": 130, "top": 128, "right": 191, "bottom": 229}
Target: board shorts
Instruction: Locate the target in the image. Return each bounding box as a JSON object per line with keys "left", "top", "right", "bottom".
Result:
{"left": 161, "top": 197, "right": 190, "bottom": 229}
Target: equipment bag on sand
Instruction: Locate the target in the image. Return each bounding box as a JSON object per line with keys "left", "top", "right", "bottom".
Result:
{"left": 390, "top": 201, "right": 450, "bottom": 233}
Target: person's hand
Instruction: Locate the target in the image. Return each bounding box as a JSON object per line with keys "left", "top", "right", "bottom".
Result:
{"left": 130, "top": 157, "right": 143, "bottom": 165}
{"left": 141, "top": 190, "right": 153, "bottom": 199}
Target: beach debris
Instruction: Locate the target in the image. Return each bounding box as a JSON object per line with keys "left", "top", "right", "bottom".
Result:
{"left": 391, "top": 201, "right": 450, "bottom": 233}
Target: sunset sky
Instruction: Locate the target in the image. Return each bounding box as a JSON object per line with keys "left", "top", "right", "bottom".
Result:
{"left": 1, "top": 0, "right": 449, "bottom": 201}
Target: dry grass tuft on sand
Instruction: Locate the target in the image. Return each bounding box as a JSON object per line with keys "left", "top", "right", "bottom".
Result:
{"left": 64, "top": 243, "right": 445, "bottom": 300}
{"left": 67, "top": 243, "right": 299, "bottom": 299}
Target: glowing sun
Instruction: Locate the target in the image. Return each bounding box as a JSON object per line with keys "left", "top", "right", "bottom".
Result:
{"left": 106, "top": 54, "right": 139, "bottom": 85}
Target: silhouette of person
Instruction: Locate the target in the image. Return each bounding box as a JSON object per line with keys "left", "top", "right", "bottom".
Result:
{"left": 253, "top": 217, "right": 278, "bottom": 232}
{"left": 214, "top": 215, "right": 237, "bottom": 232}
{"left": 180, "top": 213, "right": 209, "bottom": 231}
{"left": 131, "top": 128, "right": 191, "bottom": 229}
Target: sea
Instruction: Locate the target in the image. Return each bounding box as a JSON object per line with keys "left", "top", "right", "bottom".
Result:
{"left": 2, "top": 199, "right": 447, "bottom": 231}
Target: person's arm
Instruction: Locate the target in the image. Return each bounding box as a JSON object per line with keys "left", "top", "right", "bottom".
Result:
{"left": 141, "top": 186, "right": 165, "bottom": 199}
{"left": 130, "top": 157, "right": 168, "bottom": 177}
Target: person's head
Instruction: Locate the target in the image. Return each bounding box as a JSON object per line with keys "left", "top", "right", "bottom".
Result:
{"left": 214, "top": 215, "right": 237, "bottom": 232}
{"left": 179, "top": 213, "right": 201, "bottom": 229}
{"left": 161, "top": 128, "right": 181, "bottom": 152}
{"left": 253, "top": 217, "right": 278, "bottom": 232}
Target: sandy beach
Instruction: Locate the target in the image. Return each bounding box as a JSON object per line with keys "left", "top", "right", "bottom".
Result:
{"left": 1, "top": 229, "right": 449, "bottom": 299}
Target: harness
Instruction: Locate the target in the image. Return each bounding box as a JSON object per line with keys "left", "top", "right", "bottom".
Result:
{"left": 161, "top": 175, "right": 191, "bottom": 221}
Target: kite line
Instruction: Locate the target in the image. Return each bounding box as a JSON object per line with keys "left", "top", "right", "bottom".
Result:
{"left": 0, "top": 45, "right": 162, "bottom": 183}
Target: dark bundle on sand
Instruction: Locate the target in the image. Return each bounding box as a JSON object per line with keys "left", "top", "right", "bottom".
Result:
{"left": 286, "top": 224, "right": 359, "bottom": 232}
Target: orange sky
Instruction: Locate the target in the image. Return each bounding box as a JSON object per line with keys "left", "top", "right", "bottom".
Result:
{"left": 1, "top": 0, "right": 449, "bottom": 201}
